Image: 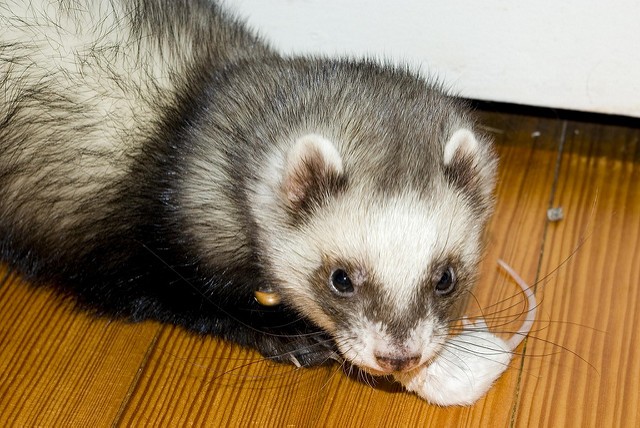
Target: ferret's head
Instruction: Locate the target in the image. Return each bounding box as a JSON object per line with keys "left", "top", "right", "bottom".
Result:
{"left": 251, "top": 66, "right": 497, "bottom": 374}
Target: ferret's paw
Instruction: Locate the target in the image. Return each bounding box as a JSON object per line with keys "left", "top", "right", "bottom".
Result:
{"left": 395, "top": 321, "right": 512, "bottom": 406}
{"left": 259, "top": 335, "right": 338, "bottom": 367}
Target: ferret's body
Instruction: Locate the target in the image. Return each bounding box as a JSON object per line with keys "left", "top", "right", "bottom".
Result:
{"left": 0, "top": 0, "right": 497, "bottom": 374}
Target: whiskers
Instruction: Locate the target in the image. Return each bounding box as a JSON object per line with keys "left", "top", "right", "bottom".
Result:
{"left": 158, "top": 330, "right": 340, "bottom": 390}
{"left": 442, "top": 255, "right": 601, "bottom": 378}
{"left": 138, "top": 240, "right": 325, "bottom": 339}
{"left": 129, "top": 241, "right": 353, "bottom": 397}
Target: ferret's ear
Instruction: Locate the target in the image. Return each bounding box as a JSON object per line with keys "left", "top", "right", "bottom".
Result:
{"left": 443, "top": 129, "right": 480, "bottom": 166}
{"left": 443, "top": 128, "right": 497, "bottom": 208}
{"left": 280, "top": 134, "right": 346, "bottom": 212}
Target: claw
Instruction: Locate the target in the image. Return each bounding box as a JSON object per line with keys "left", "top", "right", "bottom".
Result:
{"left": 475, "top": 317, "right": 488, "bottom": 330}
{"left": 461, "top": 316, "right": 488, "bottom": 330}
{"left": 289, "top": 354, "right": 302, "bottom": 368}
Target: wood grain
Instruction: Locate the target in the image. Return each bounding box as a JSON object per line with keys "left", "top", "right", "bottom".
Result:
{"left": 514, "top": 119, "right": 640, "bottom": 427}
{"left": 1, "top": 110, "right": 638, "bottom": 426}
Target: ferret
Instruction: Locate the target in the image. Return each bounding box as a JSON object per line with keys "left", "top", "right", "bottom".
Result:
{"left": 0, "top": 0, "right": 507, "bottom": 405}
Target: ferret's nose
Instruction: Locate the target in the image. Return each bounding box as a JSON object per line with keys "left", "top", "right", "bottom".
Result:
{"left": 375, "top": 354, "right": 421, "bottom": 373}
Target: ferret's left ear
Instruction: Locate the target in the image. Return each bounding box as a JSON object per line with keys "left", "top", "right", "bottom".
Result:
{"left": 444, "top": 129, "right": 480, "bottom": 166}
{"left": 443, "top": 128, "right": 497, "bottom": 204}
{"left": 280, "top": 134, "right": 346, "bottom": 212}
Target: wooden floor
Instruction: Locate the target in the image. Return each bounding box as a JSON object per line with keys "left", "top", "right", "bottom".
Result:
{"left": 1, "top": 108, "right": 639, "bottom": 427}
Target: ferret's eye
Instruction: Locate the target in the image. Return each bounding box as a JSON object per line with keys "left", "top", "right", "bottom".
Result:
{"left": 435, "top": 267, "right": 456, "bottom": 295}
{"left": 330, "top": 269, "right": 354, "bottom": 295}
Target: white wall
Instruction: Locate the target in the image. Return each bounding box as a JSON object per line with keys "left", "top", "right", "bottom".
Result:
{"left": 227, "top": 0, "right": 640, "bottom": 118}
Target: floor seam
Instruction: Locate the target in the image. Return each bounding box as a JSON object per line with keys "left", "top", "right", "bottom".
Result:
{"left": 508, "top": 120, "right": 568, "bottom": 428}
{"left": 111, "top": 327, "right": 163, "bottom": 427}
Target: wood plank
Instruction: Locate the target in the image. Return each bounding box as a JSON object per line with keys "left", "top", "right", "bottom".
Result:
{"left": 514, "top": 120, "right": 640, "bottom": 427}
{"left": 0, "top": 272, "right": 161, "bottom": 426}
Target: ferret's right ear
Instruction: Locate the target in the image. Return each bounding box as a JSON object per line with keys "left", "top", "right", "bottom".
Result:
{"left": 280, "top": 134, "right": 346, "bottom": 212}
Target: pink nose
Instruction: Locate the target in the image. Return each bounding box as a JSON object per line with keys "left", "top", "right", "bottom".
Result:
{"left": 375, "top": 354, "right": 421, "bottom": 373}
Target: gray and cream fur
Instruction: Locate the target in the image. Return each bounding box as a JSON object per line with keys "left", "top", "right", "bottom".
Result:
{"left": 0, "top": 0, "right": 497, "bottom": 372}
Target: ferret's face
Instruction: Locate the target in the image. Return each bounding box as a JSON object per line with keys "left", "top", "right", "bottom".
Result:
{"left": 280, "top": 190, "right": 483, "bottom": 374}
{"left": 259, "top": 128, "right": 496, "bottom": 374}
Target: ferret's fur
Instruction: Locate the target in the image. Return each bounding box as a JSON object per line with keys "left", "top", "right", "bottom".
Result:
{"left": 0, "top": 0, "right": 497, "bottom": 371}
